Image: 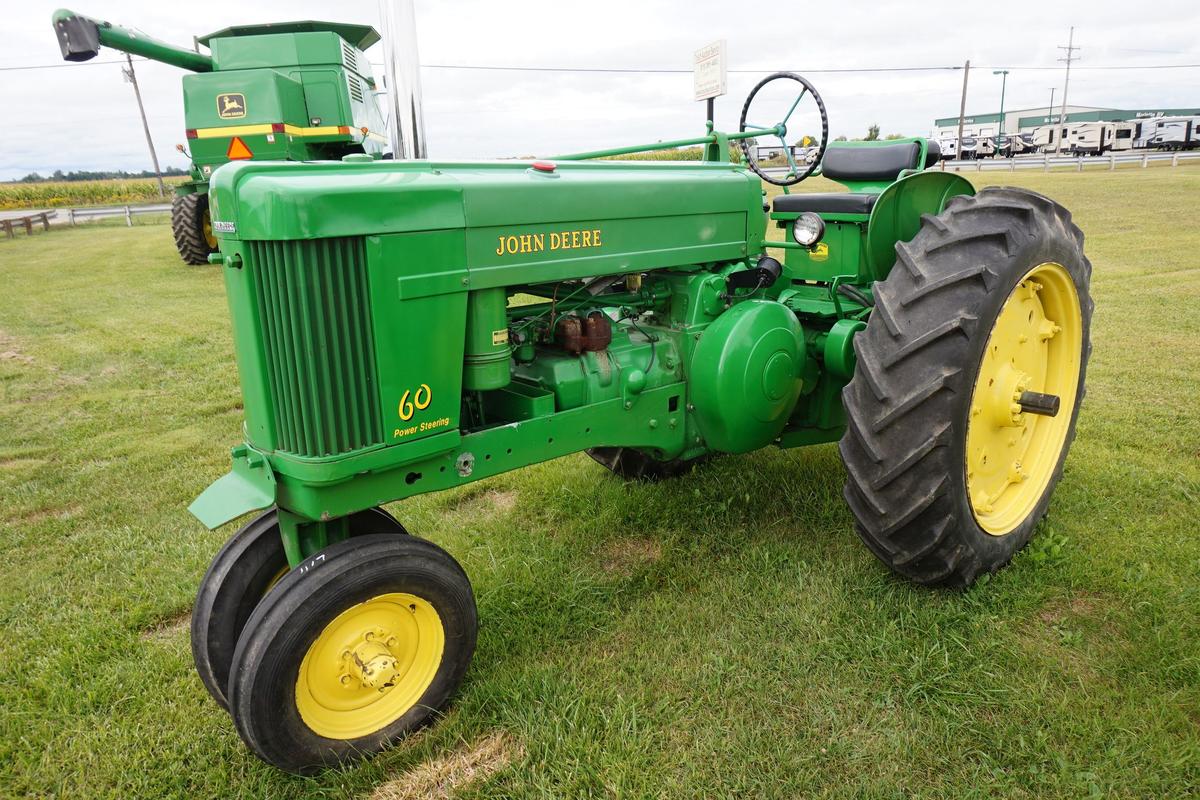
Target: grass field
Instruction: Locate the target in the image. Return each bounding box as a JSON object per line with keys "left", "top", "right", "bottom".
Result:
{"left": 1, "top": 166, "right": 1198, "bottom": 799}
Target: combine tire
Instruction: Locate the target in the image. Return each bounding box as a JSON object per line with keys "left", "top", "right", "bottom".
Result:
{"left": 587, "top": 447, "right": 703, "bottom": 481}
{"left": 228, "top": 534, "right": 477, "bottom": 774}
{"left": 190, "top": 506, "right": 406, "bottom": 711}
{"left": 171, "top": 192, "right": 218, "bottom": 265}
{"left": 840, "top": 187, "right": 1092, "bottom": 587}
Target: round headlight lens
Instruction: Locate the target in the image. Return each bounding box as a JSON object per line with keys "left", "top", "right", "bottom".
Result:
{"left": 792, "top": 212, "right": 825, "bottom": 247}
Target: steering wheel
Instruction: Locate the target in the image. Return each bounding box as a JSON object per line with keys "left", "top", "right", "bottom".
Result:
{"left": 739, "top": 72, "right": 829, "bottom": 186}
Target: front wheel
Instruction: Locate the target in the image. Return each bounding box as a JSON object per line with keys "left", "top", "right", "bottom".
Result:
{"left": 839, "top": 187, "right": 1092, "bottom": 587}
{"left": 190, "top": 506, "right": 406, "bottom": 711}
{"left": 227, "top": 534, "right": 477, "bottom": 774}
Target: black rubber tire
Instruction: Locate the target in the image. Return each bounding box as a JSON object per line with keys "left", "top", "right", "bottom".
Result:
{"left": 190, "top": 506, "right": 406, "bottom": 711}
{"left": 586, "top": 447, "right": 704, "bottom": 481}
{"left": 227, "top": 534, "right": 477, "bottom": 774}
{"left": 839, "top": 187, "right": 1093, "bottom": 588}
{"left": 171, "top": 192, "right": 216, "bottom": 266}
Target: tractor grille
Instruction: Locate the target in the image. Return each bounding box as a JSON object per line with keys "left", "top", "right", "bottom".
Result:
{"left": 348, "top": 75, "right": 364, "bottom": 104}
{"left": 248, "top": 238, "right": 385, "bottom": 457}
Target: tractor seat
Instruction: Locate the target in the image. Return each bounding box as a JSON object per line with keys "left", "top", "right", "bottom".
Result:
{"left": 773, "top": 192, "right": 879, "bottom": 215}
{"left": 772, "top": 140, "right": 941, "bottom": 216}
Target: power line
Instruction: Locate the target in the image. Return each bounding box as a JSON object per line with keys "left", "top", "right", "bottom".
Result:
{"left": 3, "top": 58, "right": 1200, "bottom": 74}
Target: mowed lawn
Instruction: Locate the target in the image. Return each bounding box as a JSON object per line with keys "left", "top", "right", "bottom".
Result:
{"left": 1, "top": 166, "right": 1197, "bottom": 799}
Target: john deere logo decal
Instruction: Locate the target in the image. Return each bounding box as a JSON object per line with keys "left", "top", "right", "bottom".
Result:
{"left": 217, "top": 93, "right": 246, "bottom": 119}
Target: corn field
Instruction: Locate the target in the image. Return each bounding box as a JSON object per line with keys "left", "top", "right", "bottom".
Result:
{"left": 0, "top": 177, "right": 186, "bottom": 210}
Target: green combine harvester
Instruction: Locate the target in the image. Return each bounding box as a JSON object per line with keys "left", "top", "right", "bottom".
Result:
{"left": 51, "top": 38, "right": 1096, "bottom": 771}
{"left": 52, "top": 8, "right": 389, "bottom": 264}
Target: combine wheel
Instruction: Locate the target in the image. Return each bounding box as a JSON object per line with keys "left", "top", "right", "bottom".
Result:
{"left": 171, "top": 192, "right": 218, "bottom": 265}
{"left": 227, "top": 534, "right": 477, "bottom": 774}
{"left": 840, "top": 187, "right": 1092, "bottom": 587}
{"left": 587, "top": 447, "right": 704, "bottom": 481}
{"left": 190, "top": 506, "right": 405, "bottom": 711}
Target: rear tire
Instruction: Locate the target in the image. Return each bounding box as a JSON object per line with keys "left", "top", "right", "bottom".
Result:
{"left": 227, "top": 534, "right": 477, "bottom": 774}
{"left": 190, "top": 506, "right": 406, "bottom": 711}
{"left": 839, "top": 187, "right": 1092, "bottom": 587}
{"left": 171, "top": 192, "right": 217, "bottom": 265}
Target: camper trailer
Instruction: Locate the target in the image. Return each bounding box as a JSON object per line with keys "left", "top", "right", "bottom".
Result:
{"left": 1069, "top": 122, "right": 1137, "bottom": 155}
{"left": 1150, "top": 117, "right": 1200, "bottom": 150}
{"left": 936, "top": 136, "right": 959, "bottom": 160}
{"left": 1032, "top": 123, "right": 1081, "bottom": 152}
{"left": 996, "top": 133, "right": 1038, "bottom": 157}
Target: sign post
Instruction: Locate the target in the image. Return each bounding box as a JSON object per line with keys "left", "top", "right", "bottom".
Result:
{"left": 693, "top": 40, "right": 727, "bottom": 125}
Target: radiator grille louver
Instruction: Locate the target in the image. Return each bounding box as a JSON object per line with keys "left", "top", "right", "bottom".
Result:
{"left": 248, "top": 238, "right": 384, "bottom": 457}
{"left": 341, "top": 42, "right": 359, "bottom": 73}
{"left": 348, "top": 75, "right": 364, "bottom": 104}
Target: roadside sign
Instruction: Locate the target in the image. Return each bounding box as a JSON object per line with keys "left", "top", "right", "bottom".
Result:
{"left": 694, "top": 40, "right": 727, "bottom": 101}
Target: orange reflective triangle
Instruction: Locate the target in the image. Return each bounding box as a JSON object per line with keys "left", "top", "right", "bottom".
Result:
{"left": 227, "top": 137, "right": 253, "bottom": 159}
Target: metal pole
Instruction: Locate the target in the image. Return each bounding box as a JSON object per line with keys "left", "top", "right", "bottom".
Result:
{"left": 378, "top": 0, "right": 427, "bottom": 159}
{"left": 123, "top": 54, "right": 165, "bottom": 198}
{"left": 994, "top": 70, "right": 1008, "bottom": 138}
{"left": 956, "top": 60, "right": 970, "bottom": 161}
{"left": 1055, "top": 26, "right": 1078, "bottom": 156}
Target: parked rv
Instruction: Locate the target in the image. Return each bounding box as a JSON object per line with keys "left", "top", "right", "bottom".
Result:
{"left": 1069, "top": 122, "right": 1137, "bottom": 155}
{"left": 996, "top": 133, "right": 1038, "bottom": 157}
{"left": 1150, "top": 117, "right": 1200, "bottom": 150}
{"left": 1032, "top": 123, "right": 1081, "bottom": 151}
{"left": 936, "top": 137, "right": 959, "bottom": 160}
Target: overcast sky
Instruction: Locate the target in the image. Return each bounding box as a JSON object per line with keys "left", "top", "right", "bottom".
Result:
{"left": 2, "top": 0, "right": 1198, "bottom": 180}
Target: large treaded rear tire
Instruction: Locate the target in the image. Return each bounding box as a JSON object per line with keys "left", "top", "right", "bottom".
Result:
{"left": 171, "top": 192, "right": 216, "bottom": 266}
{"left": 839, "top": 187, "right": 1093, "bottom": 588}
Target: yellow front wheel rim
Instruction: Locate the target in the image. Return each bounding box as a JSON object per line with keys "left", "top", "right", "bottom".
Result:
{"left": 296, "top": 592, "right": 444, "bottom": 740}
{"left": 966, "top": 262, "right": 1082, "bottom": 535}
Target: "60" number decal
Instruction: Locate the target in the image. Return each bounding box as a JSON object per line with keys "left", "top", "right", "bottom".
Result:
{"left": 398, "top": 384, "right": 432, "bottom": 421}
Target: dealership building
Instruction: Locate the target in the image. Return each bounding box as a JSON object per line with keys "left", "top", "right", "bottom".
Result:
{"left": 932, "top": 105, "right": 1200, "bottom": 139}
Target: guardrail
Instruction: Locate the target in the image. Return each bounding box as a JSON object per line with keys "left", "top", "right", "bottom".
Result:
{"left": 763, "top": 149, "right": 1199, "bottom": 177}
{"left": 938, "top": 150, "right": 1200, "bottom": 172}
{"left": 65, "top": 203, "right": 172, "bottom": 226}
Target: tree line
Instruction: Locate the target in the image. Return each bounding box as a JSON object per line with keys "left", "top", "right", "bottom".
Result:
{"left": 13, "top": 168, "right": 189, "bottom": 183}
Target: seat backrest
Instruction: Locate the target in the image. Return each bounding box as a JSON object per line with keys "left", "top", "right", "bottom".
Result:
{"left": 821, "top": 140, "right": 936, "bottom": 183}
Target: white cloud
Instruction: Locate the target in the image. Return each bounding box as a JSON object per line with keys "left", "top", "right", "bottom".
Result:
{"left": 2, "top": 0, "right": 1198, "bottom": 180}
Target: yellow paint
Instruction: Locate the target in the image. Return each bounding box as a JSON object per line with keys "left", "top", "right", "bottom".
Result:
{"left": 295, "top": 592, "right": 444, "bottom": 740}
{"left": 810, "top": 242, "right": 829, "bottom": 261}
{"left": 201, "top": 207, "right": 217, "bottom": 249}
{"left": 494, "top": 228, "right": 603, "bottom": 256}
{"left": 965, "top": 262, "right": 1082, "bottom": 535}
{"left": 398, "top": 384, "right": 432, "bottom": 421}
{"left": 191, "top": 123, "right": 378, "bottom": 140}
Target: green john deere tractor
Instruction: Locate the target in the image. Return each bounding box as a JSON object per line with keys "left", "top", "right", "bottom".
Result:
{"left": 179, "top": 72, "right": 1087, "bottom": 772}
{"left": 52, "top": 8, "right": 389, "bottom": 264}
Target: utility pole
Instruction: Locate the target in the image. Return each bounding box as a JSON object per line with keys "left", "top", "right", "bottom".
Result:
{"left": 122, "top": 53, "right": 165, "bottom": 198}
{"left": 1055, "top": 27, "right": 1079, "bottom": 155}
{"left": 956, "top": 59, "right": 970, "bottom": 161}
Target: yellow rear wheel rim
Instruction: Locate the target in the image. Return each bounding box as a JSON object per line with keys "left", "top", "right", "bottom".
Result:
{"left": 295, "top": 592, "right": 444, "bottom": 740}
{"left": 966, "top": 262, "right": 1082, "bottom": 535}
{"left": 201, "top": 207, "right": 218, "bottom": 250}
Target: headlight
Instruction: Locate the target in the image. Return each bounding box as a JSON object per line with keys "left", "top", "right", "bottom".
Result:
{"left": 791, "top": 212, "right": 826, "bottom": 247}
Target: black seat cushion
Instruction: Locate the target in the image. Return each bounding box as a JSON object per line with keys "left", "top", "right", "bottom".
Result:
{"left": 773, "top": 192, "right": 879, "bottom": 215}
{"left": 822, "top": 142, "right": 926, "bottom": 182}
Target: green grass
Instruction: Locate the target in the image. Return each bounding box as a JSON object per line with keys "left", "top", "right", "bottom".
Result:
{"left": 1, "top": 166, "right": 1198, "bottom": 799}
